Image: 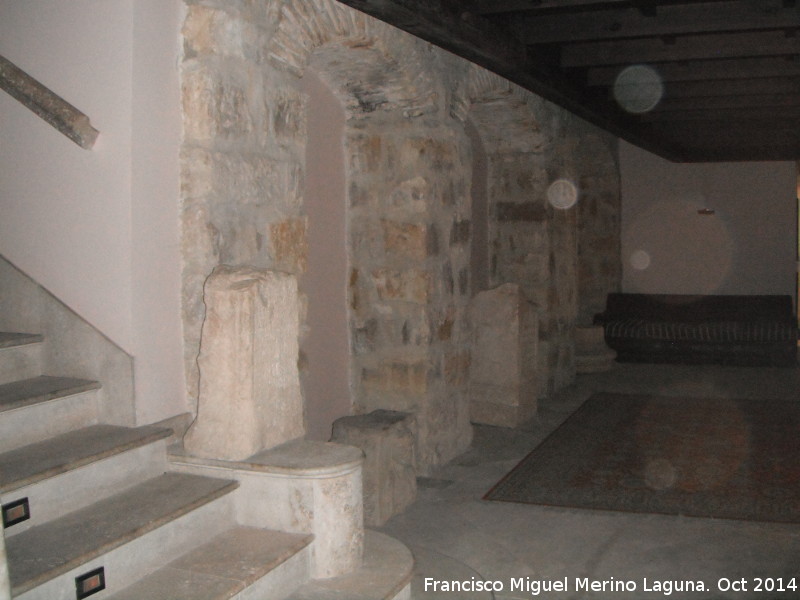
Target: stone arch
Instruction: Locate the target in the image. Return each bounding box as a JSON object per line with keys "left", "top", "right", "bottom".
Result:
{"left": 264, "top": 0, "right": 473, "bottom": 470}
{"left": 452, "top": 63, "right": 575, "bottom": 398}
{"left": 267, "top": 0, "right": 437, "bottom": 117}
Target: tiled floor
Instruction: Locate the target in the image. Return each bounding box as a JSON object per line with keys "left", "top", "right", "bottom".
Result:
{"left": 379, "top": 363, "right": 800, "bottom": 599}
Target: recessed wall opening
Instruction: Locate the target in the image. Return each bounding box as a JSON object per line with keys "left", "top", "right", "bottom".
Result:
{"left": 465, "top": 117, "right": 489, "bottom": 297}
{"left": 300, "top": 68, "right": 350, "bottom": 441}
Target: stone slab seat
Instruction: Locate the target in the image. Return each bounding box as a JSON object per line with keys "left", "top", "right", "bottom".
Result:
{"left": 6, "top": 472, "right": 238, "bottom": 598}
{"left": 287, "top": 531, "right": 413, "bottom": 600}
{"left": 106, "top": 526, "right": 314, "bottom": 600}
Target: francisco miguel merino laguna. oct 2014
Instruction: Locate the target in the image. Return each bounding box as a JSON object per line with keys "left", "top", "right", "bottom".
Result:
{"left": 423, "top": 576, "right": 713, "bottom": 595}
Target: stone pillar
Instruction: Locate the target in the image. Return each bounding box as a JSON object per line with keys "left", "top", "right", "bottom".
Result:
{"left": 331, "top": 410, "right": 417, "bottom": 526}
{"left": 184, "top": 266, "right": 305, "bottom": 461}
{"left": 0, "top": 528, "right": 9, "bottom": 600}
{"left": 469, "top": 283, "right": 538, "bottom": 428}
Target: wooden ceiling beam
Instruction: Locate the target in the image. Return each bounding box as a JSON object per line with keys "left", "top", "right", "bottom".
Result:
{"left": 638, "top": 106, "right": 800, "bottom": 122}
{"left": 648, "top": 121, "right": 800, "bottom": 143}
{"left": 660, "top": 76, "right": 800, "bottom": 98}
{"left": 587, "top": 56, "right": 800, "bottom": 85}
{"left": 649, "top": 93, "right": 800, "bottom": 112}
{"left": 465, "top": 0, "right": 627, "bottom": 15}
{"left": 561, "top": 30, "right": 800, "bottom": 67}
{"left": 512, "top": 1, "right": 799, "bottom": 44}
{"left": 680, "top": 145, "right": 800, "bottom": 162}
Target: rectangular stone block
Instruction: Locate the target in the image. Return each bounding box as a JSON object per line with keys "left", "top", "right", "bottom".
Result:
{"left": 371, "top": 269, "right": 430, "bottom": 304}
{"left": 184, "top": 266, "right": 305, "bottom": 460}
{"left": 382, "top": 219, "right": 428, "bottom": 260}
{"left": 331, "top": 410, "right": 416, "bottom": 526}
{"left": 469, "top": 283, "right": 538, "bottom": 427}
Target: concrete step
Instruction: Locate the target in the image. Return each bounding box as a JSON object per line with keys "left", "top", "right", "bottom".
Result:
{"left": 0, "top": 333, "right": 43, "bottom": 386}
{"left": 6, "top": 472, "right": 238, "bottom": 600}
{"left": 1, "top": 424, "right": 172, "bottom": 536}
{"left": 107, "top": 526, "right": 313, "bottom": 600}
{"left": 288, "top": 531, "right": 413, "bottom": 600}
{"left": 0, "top": 376, "right": 101, "bottom": 452}
{"left": 0, "top": 333, "right": 43, "bottom": 350}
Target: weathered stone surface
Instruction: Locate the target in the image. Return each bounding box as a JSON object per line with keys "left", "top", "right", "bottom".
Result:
{"left": 182, "top": 63, "right": 254, "bottom": 143}
{"left": 178, "top": 0, "right": 621, "bottom": 476}
{"left": 270, "top": 217, "right": 308, "bottom": 274}
{"left": 361, "top": 360, "right": 428, "bottom": 396}
{"left": 331, "top": 410, "right": 417, "bottom": 526}
{"left": 382, "top": 220, "right": 428, "bottom": 260}
{"left": 469, "top": 283, "right": 538, "bottom": 427}
{"left": 371, "top": 269, "right": 430, "bottom": 304}
{"left": 184, "top": 266, "right": 305, "bottom": 460}
{"left": 170, "top": 438, "right": 364, "bottom": 578}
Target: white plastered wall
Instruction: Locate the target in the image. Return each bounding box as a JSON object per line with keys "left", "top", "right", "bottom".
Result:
{"left": 0, "top": 0, "right": 185, "bottom": 423}
{"left": 620, "top": 140, "right": 796, "bottom": 299}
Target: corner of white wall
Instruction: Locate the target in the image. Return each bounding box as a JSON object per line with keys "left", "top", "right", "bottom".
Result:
{"left": 131, "top": 0, "right": 186, "bottom": 423}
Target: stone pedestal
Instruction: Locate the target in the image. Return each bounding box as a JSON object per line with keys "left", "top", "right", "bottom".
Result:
{"left": 184, "top": 266, "right": 304, "bottom": 461}
{"left": 575, "top": 325, "right": 617, "bottom": 373}
{"left": 469, "top": 284, "right": 538, "bottom": 428}
{"left": 331, "top": 410, "right": 417, "bottom": 527}
{"left": 170, "top": 440, "right": 364, "bottom": 579}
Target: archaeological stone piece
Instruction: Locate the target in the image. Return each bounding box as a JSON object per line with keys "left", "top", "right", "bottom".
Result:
{"left": 331, "top": 410, "right": 417, "bottom": 526}
{"left": 469, "top": 283, "right": 538, "bottom": 428}
{"left": 575, "top": 325, "right": 617, "bottom": 373}
{"left": 184, "top": 265, "right": 305, "bottom": 461}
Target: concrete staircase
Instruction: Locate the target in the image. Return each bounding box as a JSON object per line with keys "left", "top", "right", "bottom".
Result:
{"left": 0, "top": 330, "right": 412, "bottom": 600}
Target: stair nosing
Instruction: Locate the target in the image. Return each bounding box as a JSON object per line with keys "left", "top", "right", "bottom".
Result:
{"left": 7, "top": 472, "right": 239, "bottom": 596}
{"left": 0, "top": 375, "right": 101, "bottom": 414}
{"left": 0, "top": 332, "right": 43, "bottom": 350}
{"left": 0, "top": 424, "right": 173, "bottom": 494}
{"left": 108, "top": 526, "right": 314, "bottom": 599}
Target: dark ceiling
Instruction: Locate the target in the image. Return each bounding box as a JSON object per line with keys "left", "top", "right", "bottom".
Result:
{"left": 334, "top": 0, "right": 800, "bottom": 162}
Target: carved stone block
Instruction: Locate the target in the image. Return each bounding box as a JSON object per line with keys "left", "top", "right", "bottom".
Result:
{"left": 184, "top": 265, "right": 304, "bottom": 460}
{"left": 331, "top": 410, "right": 417, "bottom": 526}
{"left": 469, "top": 283, "right": 538, "bottom": 428}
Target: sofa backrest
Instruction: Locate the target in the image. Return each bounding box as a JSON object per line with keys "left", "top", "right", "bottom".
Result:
{"left": 600, "top": 293, "right": 795, "bottom": 323}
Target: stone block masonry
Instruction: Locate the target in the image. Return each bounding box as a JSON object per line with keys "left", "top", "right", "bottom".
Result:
{"left": 179, "top": 0, "right": 621, "bottom": 474}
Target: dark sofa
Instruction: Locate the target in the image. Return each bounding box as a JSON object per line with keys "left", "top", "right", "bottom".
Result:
{"left": 593, "top": 293, "right": 798, "bottom": 367}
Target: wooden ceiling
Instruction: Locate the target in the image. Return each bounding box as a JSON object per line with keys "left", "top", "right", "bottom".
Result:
{"left": 334, "top": 0, "right": 800, "bottom": 162}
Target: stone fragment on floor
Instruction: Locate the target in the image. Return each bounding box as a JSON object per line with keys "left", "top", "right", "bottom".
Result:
{"left": 331, "top": 410, "right": 417, "bottom": 526}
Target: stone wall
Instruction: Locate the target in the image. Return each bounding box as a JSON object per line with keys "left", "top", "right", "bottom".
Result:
{"left": 179, "top": 0, "right": 621, "bottom": 473}
{"left": 576, "top": 134, "right": 621, "bottom": 326}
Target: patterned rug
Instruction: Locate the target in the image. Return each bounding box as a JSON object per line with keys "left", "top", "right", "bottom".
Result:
{"left": 485, "top": 392, "right": 800, "bottom": 523}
